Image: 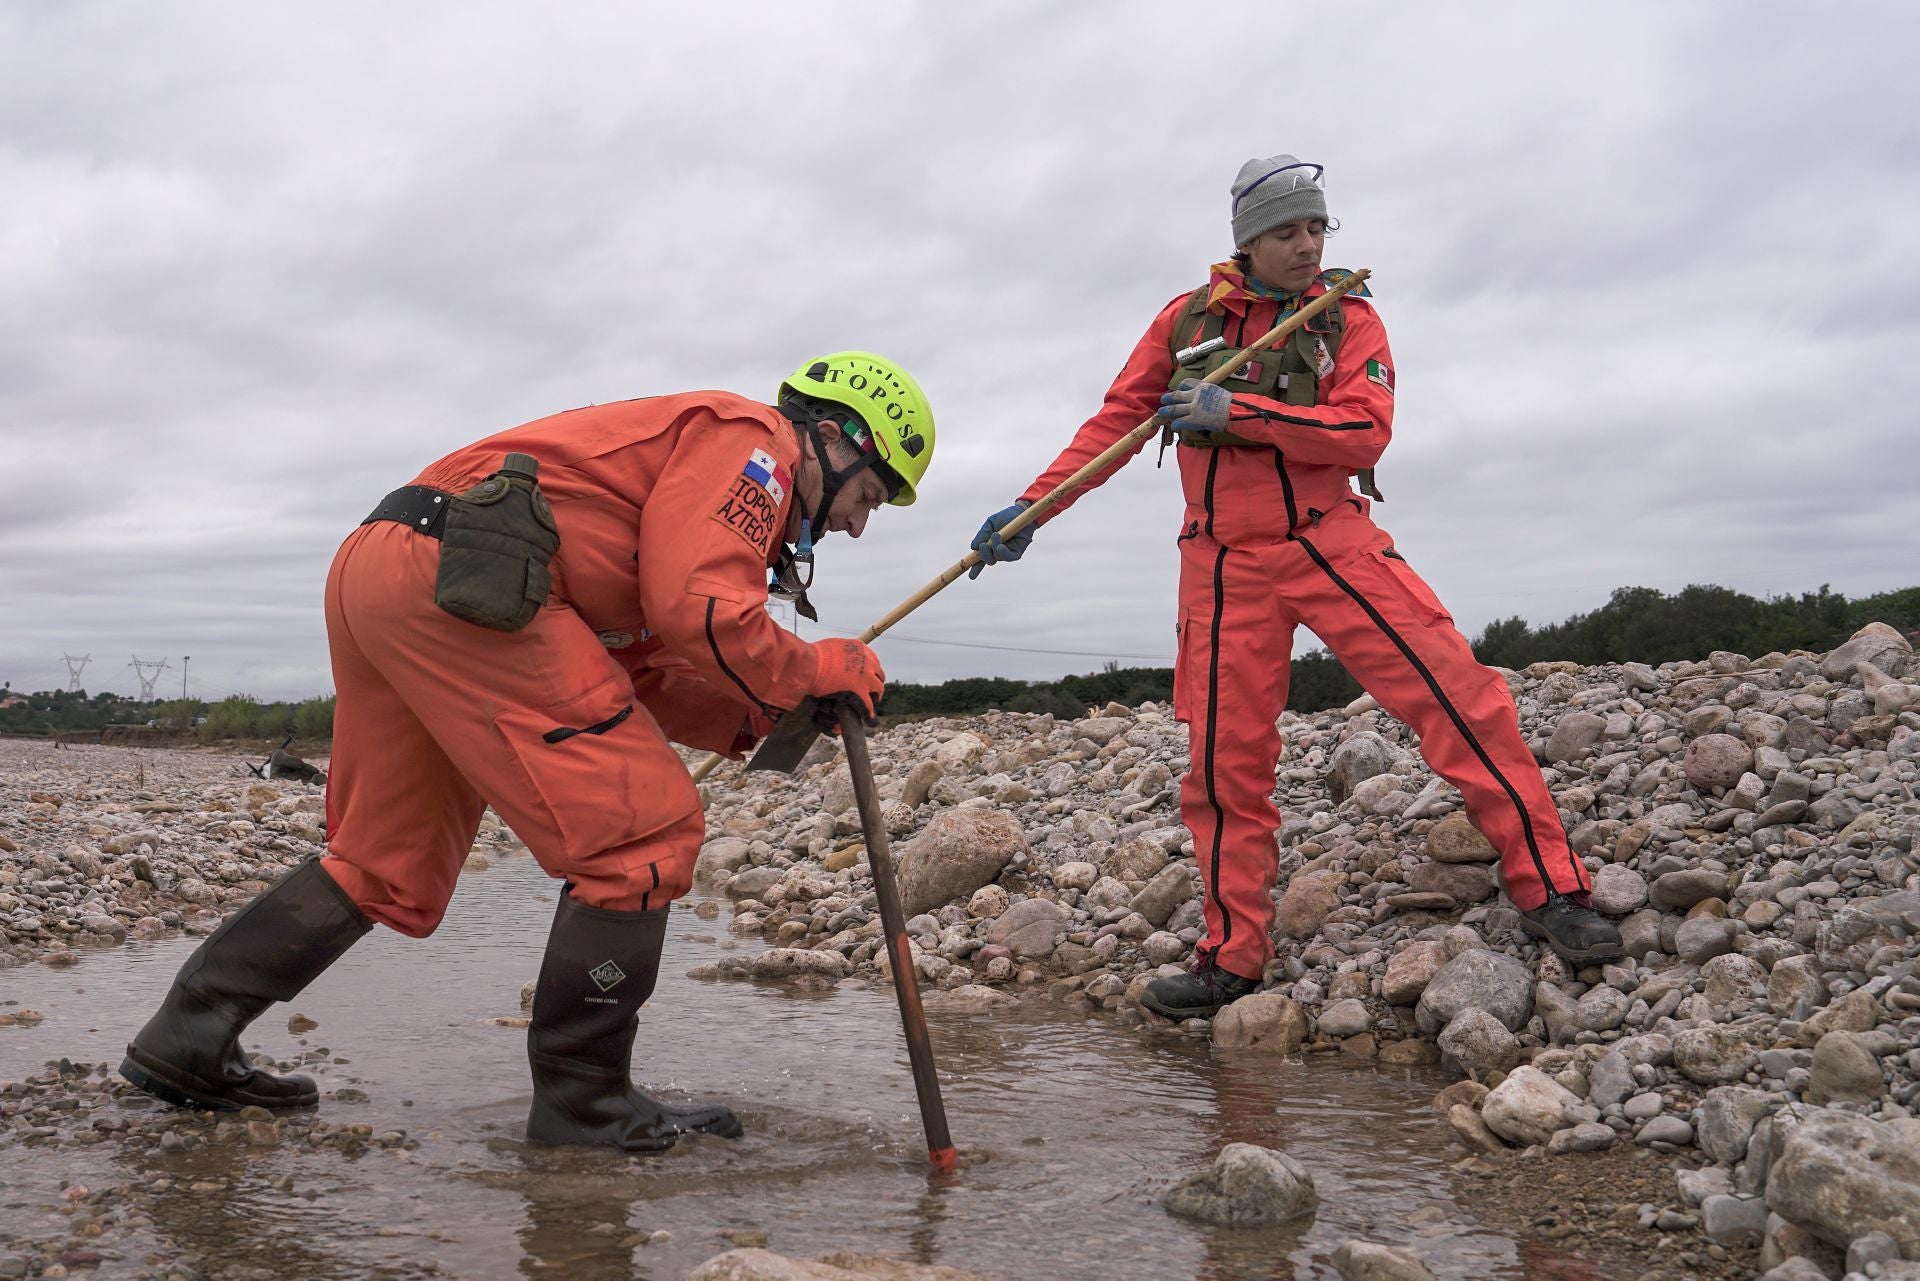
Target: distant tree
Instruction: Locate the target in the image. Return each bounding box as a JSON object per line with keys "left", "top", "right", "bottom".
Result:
{"left": 1286, "top": 649, "right": 1362, "bottom": 712}
{"left": 1472, "top": 615, "right": 1534, "bottom": 669}
{"left": 1848, "top": 586, "right": 1920, "bottom": 637}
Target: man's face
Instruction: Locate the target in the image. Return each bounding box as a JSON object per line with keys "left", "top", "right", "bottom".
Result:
{"left": 1243, "top": 218, "right": 1326, "bottom": 293}
{"left": 818, "top": 429, "right": 891, "bottom": 539}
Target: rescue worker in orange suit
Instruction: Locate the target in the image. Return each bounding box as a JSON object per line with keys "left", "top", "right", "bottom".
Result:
{"left": 121, "top": 352, "right": 937, "bottom": 1150}
{"left": 970, "top": 156, "right": 1621, "bottom": 1020}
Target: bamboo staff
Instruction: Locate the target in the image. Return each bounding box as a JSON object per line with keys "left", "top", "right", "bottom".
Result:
{"left": 691, "top": 268, "right": 1372, "bottom": 786}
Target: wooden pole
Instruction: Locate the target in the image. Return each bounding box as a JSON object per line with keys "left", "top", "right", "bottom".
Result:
{"left": 839, "top": 703, "right": 956, "bottom": 1171}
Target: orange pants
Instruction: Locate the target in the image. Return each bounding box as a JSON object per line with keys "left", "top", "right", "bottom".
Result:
{"left": 319, "top": 522, "right": 704, "bottom": 937}
{"left": 1175, "top": 502, "right": 1590, "bottom": 980}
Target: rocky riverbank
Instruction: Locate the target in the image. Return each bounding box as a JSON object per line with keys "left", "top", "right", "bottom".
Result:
{"left": 689, "top": 621, "right": 1920, "bottom": 1279}
{"left": 3, "top": 620, "right": 1918, "bottom": 1279}
{"left": 0, "top": 744, "right": 519, "bottom": 972}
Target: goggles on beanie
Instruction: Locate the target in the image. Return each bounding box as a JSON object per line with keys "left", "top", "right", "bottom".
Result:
{"left": 1232, "top": 161, "right": 1325, "bottom": 212}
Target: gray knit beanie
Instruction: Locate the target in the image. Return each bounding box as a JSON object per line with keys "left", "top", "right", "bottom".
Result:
{"left": 1230, "top": 155, "right": 1329, "bottom": 248}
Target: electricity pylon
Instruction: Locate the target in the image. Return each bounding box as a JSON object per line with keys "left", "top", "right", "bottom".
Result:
{"left": 61, "top": 653, "right": 91, "bottom": 693}
{"left": 129, "top": 656, "right": 171, "bottom": 701}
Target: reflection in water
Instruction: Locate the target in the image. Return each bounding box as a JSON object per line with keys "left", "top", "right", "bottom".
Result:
{"left": 1192, "top": 1055, "right": 1323, "bottom": 1281}
{"left": 104, "top": 1117, "right": 447, "bottom": 1281}
{"left": 903, "top": 1176, "right": 952, "bottom": 1270}
{"left": 510, "top": 1160, "right": 655, "bottom": 1281}
{"left": 0, "top": 855, "right": 1614, "bottom": 1280}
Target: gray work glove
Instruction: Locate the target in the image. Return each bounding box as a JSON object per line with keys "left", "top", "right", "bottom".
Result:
{"left": 1159, "top": 379, "right": 1233, "bottom": 435}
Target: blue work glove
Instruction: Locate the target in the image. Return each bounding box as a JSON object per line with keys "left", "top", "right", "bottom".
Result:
{"left": 968, "top": 500, "right": 1034, "bottom": 580}
{"left": 1159, "top": 379, "right": 1232, "bottom": 434}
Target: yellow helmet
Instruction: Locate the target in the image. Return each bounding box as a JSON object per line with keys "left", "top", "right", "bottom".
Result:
{"left": 779, "top": 351, "right": 934, "bottom": 506}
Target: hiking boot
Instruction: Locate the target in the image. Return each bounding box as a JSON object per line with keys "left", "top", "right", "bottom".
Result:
{"left": 1139, "top": 963, "right": 1260, "bottom": 1021}
{"left": 1520, "top": 892, "right": 1622, "bottom": 964}
{"left": 120, "top": 858, "right": 371, "bottom": 1111}
{"left": 525, "top": 891, "right": 742, "bottom": 1152}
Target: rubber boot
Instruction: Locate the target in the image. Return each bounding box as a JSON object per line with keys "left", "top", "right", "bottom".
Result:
{"left": 1140, "top": 960, "right": 1260, "bottom": 1021}
{"left": 120, "top": 858, "right": 371, "bottom": 1110}
{"left": 525, "top": 891, "right": 742, "bottom": 1151}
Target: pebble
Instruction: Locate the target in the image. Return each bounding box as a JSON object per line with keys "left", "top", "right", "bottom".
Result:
{"left": 1636, "top": 1116, "right": 1695, "bottom": 1147}
{"left": 1622, "top": 1091, "right": 1665, "bottom": 1121}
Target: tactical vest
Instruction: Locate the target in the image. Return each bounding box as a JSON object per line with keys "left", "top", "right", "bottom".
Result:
{"left": 1164, "top": 277, "right": 1383, "bottom": 500}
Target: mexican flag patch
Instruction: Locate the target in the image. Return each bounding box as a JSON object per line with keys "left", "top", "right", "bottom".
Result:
{"left": 1366, "top": 358, "right": 1395, "bottom": 393}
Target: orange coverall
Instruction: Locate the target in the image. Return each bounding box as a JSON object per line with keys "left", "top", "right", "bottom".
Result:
{"left": 1022, "top": 282, "right": 1592, "bottom": 980}
{"left": 321, "top": 393, "right": 812, "bottom": 936}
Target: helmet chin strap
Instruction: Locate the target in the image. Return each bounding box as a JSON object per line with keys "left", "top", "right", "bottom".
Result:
{"left": 771, "top": 402, "right": 881, "bottom": 620}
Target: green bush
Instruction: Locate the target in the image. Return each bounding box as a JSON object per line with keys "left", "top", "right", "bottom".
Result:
{"left": 199, "top": 695, "right": 261, "bottom": 742}
{"left": 293, "top": 696, "right": 335, "bottom": 740}
{"left": 1466, "top": 583, "right": 1914, "bottom": 671}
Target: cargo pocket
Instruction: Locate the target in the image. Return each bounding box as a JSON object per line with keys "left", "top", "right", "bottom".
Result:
{"left": 1363, "top": 547, "right": 1453, "bottom": 628}
{"left": 491, "top": 696, "right": 698, "bottom": 868}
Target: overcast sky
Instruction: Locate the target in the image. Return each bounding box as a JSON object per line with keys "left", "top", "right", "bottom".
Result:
{"left": 3, "top": 3, "right": 1915, "bottom": 702}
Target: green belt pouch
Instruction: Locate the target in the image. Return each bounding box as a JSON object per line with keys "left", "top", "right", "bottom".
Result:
{"left": 433, "top": 452, "right": 560, "bottom": 632}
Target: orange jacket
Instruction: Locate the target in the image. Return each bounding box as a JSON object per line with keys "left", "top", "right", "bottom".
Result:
{"left": 1019, "top": 279, "right": 1396, "bottom": 546}
{"left": 415, "top": 392, "right": 815, "bottom": 730}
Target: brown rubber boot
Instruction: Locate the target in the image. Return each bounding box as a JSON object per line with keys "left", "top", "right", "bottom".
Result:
{"left": 120, "top": 858, "right": 371, "bottom": 1110}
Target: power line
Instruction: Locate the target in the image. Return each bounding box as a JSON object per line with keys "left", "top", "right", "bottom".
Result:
{"left": 812, "top": 624, "right": 1173, "bottom": 664}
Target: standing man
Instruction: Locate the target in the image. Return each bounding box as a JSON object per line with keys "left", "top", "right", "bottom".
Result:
{"left": 970, "top": 156, "right": 1619, "bottom": 1020}
{"left": 121, "top": 352, "right": 936, "bottom": 1150}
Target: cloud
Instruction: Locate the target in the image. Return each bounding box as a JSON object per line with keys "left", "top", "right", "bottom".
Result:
{"left": 3, "top": 1, "right": 1916, "bottom": 700}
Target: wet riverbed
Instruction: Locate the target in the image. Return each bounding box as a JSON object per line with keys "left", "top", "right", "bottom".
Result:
{"left": 1, "top": 855, "right": 1621, "bottom": 1280}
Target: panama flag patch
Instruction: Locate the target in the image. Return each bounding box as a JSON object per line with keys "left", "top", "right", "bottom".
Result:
{"left": 1366, "top": 358, "right": 1395, "bottom": 394}
{"left": 741, "top": 448, "right": 790, "bottom": 505}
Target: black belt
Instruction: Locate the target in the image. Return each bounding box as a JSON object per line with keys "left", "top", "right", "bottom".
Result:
{"left": 363, "top": 485, "right": 453, "bottom": 539}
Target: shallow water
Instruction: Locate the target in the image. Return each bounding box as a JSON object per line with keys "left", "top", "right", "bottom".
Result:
{"left": 0, "top": 855, "right": 1617, "bottom": 1279}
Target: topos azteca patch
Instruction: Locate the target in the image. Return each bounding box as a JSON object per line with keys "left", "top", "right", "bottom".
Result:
{"left": 710, "top": 448, "right": 790, "bottom": 557}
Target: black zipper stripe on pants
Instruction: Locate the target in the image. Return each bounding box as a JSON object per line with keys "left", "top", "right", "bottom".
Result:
{"left": 1294, "top": 535, "right": 1569, "bottom": 898}
{"left": 704, "top": 598, "right": 777, "bottom": 717}
{"left": 1197, "top": 450, "right": 1234, "bottom": 961}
